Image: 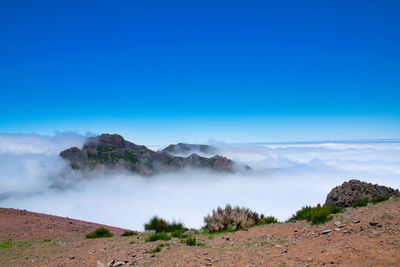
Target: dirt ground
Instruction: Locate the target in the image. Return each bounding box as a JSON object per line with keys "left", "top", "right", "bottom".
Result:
{"left": 1, "top": 198, "right": 400, "bottom": 267}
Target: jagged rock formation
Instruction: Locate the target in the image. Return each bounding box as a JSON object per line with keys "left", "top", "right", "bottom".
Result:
{"left": 325, "top": 179, "right": 400, "bottom": 207}
{"left": 60, "top": 134, "right": 235, "bottom": 175}
{"left": 161, "top": 143, "right": 216, "bottom": 156}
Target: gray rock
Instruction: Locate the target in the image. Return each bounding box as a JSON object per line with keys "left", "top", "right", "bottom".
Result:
{"left": 324, "top": 179, "right": 400, "bottom": 207}
{"left": 60, "top": 134, "right": 237, "bottom": 175}
{"left": 321, "top": 229, "right": 332, "bottom": 235}
{"left": 369, "top": 222, "right": 382, "bottom": 227}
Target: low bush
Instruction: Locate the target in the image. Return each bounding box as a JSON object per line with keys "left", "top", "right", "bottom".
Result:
{"left": 288, "top": 204, "right": 344, "bottom": 225}
{"left": 185, "top": 236, "right": 197, "bottom": 246}
{"left": 352, "top": 196, "right": 389, "bottom": 208}
{"left": 181, "top": 236, "right": 204, "bottom": 246}
{"left": 0, "top": 241, "right": 29, "bottom": 248}
{"left": 145, "top": 232, "right": 171, "bottom": 242}
{"left": 146, "top": 243, "right": 169, "bottom": 254}
{"left": 85, "top": 227, "right": 113, "bottom": 239}
{"left": 171, "top": 229, "right": 187, "bottom": 238}
{"left": 258, "top": 214, "right": 279, "bottom": 225}
{"left": 144, "top": 216, "right": 186, "bottom": 233}
{"left": 121, "top": 230, "right": 137, "bottom": 237}
{"left": 352, "top": 198, "right": 369, "bottom": 208}
{"left": 371, "top": 196, "right": 389, "bottom": 204}
{"left": 203, "top": 204, "right": 259, "bottom": 233}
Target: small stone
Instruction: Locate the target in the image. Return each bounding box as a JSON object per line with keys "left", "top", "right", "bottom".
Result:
{"left": 97, "top": 261, "right": 105, "bottom": 267}
{"left": 353, "top": 220, "right": 360, "bottom": 224}
{"left": 369, "top": 222, "right": 382, "bottom": 227}
{"left": 275, "top": 245, "right": 282, "bottom": 248}
{"left": 151, "top": 254, "right": 155, "bottom": 258}
{"left": 294, "top": 229, "right": 298, "bottom": 232}
{"left": 113, "top": 261, "right": 125, "bottom": 267}
{"left": 334, "top": 221, "right": 341, "bottom": 227}
{"left": 107, "top": 260, "right": 115, "bottom": 267}
{"left": 334, "top": 228, "right": 341, "bottom": 231}
{"left": 69, "top": 256, "right": 75, "bottom": 260}
{"left": 321, "top": 229, "right": 332, "bottom": 235}
{"left": 225, "top": 237, "right": 230, "bottom": 241}
{"left": 307, "top": 257, "right": 312, "bottom": 262}
{"left": 206, "top": 263, "right": 212, "bottom": 267}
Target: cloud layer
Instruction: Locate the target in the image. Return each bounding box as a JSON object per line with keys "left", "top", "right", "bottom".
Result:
{"left": 0, "top": 133, "right": 399, "bottom": 230}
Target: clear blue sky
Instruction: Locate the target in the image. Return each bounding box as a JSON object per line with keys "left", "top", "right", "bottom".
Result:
{"left": 0, "top": 0, "right": 399, "bottom": 144}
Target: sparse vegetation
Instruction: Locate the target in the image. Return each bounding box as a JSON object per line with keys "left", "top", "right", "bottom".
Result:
{"left": 42, "top": 238, "right": 52, "bottom": 242}
{"left": 85, "top": 227, "right": 113, "bottom": 239}
{"left": 145, "top": 232, "right": 171, "bottom": 242}
{"left": 144, "top": 216, "right": 186, "bottom": 233}
{"left": 0, "top": 241, "right": 29, "bottom": 249}
{"left": 288, "top": 204, "right": 344, "bottom": 225}
{"left": 181, "top": 236, "right": 204, "bottom": 246}
{"left": 353, "top": 196, "right": 390, "bottom": 208}
{"left": 121, "top": 230, "right": 137, "bottom": 236}
{"left": 146, "top": 243, "right": 169, "bottom": 254}
{"left": 203, "top": 204, "right": 259, "bottom": 233}
{"left": 258, "top": 214, "right": 279, "bottom": 225}
{"left": 171, "top": 229, "right": 187, "bottom": 238}
{"left": 371, "top": 196, "right": 389, "bottom": 204}
{"left": 352, "top": 197, "right": 370, "bottom": 208}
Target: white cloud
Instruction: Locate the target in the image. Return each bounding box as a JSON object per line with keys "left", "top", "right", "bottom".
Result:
{"left": 0, "top": 133, "right": 399, "bottom": 231}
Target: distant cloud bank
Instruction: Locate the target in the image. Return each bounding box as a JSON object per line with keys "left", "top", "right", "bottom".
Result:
{"left": 0, "top": 133, "right": 399, "bottom": 230}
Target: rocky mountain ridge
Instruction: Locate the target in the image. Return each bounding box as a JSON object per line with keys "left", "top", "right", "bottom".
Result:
{"left": 160, "top": 143, "right": 216, "bottom": 156}
{"left": 60, "top": 134, "right": 236, "bottom": 175}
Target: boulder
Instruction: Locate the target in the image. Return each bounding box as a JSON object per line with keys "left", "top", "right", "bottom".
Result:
{"left": 324, "top": 179, "right": 400, "bottom": 207}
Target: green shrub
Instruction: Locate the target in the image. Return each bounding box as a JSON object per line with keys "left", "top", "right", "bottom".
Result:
{"left": 145, "top": 232, "right": 171, "bottom": 242}
{"left": 258, "top": 215, "right": 278, "bottom": 225}
{"left": 0, "top": 242, "right": 12, "bottom": 248}
{"left": 145, "top": 216, "right": 168, "bottom": 232}
{"left": 146, "top": 243, "right": 169, "bottom": 254}
{"left": 352, "top": 198, "right": 369, "bottom": 208}
{"left": 288, "top": 204, "right": 344, "bottom": 225}
{"left": 121, "top": 230, "right": 137, "bottom": 237}
{"left": 0, "top": 241, "right": 29, "bottom": 248}
{"left": 144, "top": 216, "right": 186, "bottom": 233}
{"left": 86, "top": 227, "right": 113, "bottom": 239}
{"left": 171, "top": 229, "right": 187, "bottom": 238}
{"left": 371, "top": 196, "right": 389, "bottom": 204}
{"left": 185, "top": 236, "right": 196, "bottom": 246}
{"left": 42, "top": 238, "right": 52, "bottom": 242}
{"left": 181, "top": 236, "right": 204, "bottom": 246}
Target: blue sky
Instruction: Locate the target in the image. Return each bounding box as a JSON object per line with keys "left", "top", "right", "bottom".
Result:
{"left": 0, "top": 0, "right": 399, "bottom": 144}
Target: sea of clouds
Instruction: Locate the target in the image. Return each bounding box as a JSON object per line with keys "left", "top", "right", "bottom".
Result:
{"left": 0, "top": 133, "right": 399, "bottom": 230}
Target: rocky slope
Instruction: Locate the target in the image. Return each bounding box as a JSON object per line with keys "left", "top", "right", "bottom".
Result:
{"left": 325, "top": 179, "right": 400, "bottom": 207}
{"left": 160, "top": 143, "right": 216, "bottom": 156}
{"left": 0, "top": 208, "right": 132, "bottom": 242}
{"left": 60, "top": 134, "right": 235, "bottom": 175}
{"left": 1, "top": 197, "right": 400, "bottom": 266}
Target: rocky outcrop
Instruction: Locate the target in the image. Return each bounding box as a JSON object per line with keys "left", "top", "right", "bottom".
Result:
{"left": 161, "top": 143, "right": 216, "bottom": 156}
{"left": 60, "top": 134, "right": 235, "bottom": 175}
{"left": 325, "top": 179, "right": 400, "bottom": 207}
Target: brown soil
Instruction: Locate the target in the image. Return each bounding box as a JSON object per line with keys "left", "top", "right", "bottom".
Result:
{"left": 1, "top": 198, "right": 400, "bottom": 267}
